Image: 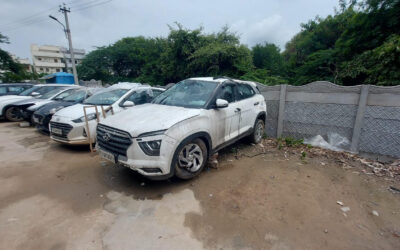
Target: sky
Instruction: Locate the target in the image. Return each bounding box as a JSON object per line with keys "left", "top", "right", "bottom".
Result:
{"left": 0, "top": 0, "right": 339, "bottom": 60}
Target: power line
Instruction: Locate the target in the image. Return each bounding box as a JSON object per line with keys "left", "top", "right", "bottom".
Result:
{"left": 0, "top": 0, "right": 107, "bottom": 31}
{"left": 73, "top": 0, "right": 114, "bottom": 12}
{"left": 0, "top": 6, "right": 57, "bottom": 29}
{"left": 69, "top": 0, "right": 105, "bottom": 9}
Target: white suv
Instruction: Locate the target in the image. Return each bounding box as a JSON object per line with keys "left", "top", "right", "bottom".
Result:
{"left": 50, "top": 84, "right": 164, "bottom": 145}
{"left": 96, "top": 77, "right": 267, "bottom": 180}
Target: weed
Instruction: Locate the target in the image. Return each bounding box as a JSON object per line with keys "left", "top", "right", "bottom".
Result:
{"left": 301, "top": 151, "right": 307, "bottom": 160}
{"left": 284, "top": 137, "right": 304, "bottom": 147}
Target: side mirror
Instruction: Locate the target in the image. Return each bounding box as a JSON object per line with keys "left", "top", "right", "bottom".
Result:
{"left": 122, "top": 100, "right": 135, "bottom": 107}
{"left": 216, "top": 99, "right": 228, "bottom": 108}
{"left": 31, "top": 92, "right": 40, "bottom": 97}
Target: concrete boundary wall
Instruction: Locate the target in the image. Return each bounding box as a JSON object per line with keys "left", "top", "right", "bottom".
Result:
{"left": 257, "top": 81, "right": 400, "bottom": 158}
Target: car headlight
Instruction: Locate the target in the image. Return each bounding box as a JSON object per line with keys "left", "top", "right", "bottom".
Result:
{"left": 72, "top": 113, "right": 97, "bottom": 123}
{"left": 138, "top": 129, "right": 166, "bottom": 138}
{"left": 138, "top": 140, "right": 162, "bottom": 156}
{"left": 49, "top": 106, "right": 65, "bottom": 115}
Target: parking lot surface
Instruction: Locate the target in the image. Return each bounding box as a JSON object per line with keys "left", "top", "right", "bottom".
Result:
{"left": 0, "top": 122, "right": 399, "bottom": 249}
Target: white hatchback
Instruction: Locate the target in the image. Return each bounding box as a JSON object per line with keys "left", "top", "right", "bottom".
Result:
{"left": 49, "top": 85, "right": 164, "bottom": 145}
{"left": 96, "top": 77, "right": 267, "bottom": 180}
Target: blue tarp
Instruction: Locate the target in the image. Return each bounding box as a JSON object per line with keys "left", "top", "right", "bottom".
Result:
{"left": 41, "top": 72, "right": 75, "bottom": 84}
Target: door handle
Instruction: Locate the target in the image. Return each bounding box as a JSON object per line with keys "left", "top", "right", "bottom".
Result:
{"left": 235, "top": 108, "right": 241, "bottom": 113}
{"left": 254, "top": 102, "right": 259, "bottom": 106}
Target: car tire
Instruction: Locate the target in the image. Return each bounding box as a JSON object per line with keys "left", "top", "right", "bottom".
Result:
{"left": 250, "top": 119, "right": 265, "bottom": 144}
{"left": 173, "top": 138, "right": 208, "bottom": 180}
{"left": 5, "top": 106, "right": 23, "bottom": 122}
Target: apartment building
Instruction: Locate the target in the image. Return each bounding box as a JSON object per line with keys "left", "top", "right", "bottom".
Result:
{"left": 11, "top": 54, "right": 32, "bottom": 72}
{"left": 30, "top": 44, "right": 85, "bottom": 74}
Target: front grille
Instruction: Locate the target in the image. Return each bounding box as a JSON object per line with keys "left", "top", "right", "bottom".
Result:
{"left": 97, "top": 124, "right": 132, "bottom": 157}
{"left": 50, "top": 121, "right": 73, "bottom": 139}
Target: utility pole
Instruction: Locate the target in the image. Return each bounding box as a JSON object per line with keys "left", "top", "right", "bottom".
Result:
{"left": 59, "top": 4, "right": 79, "bottom": 85}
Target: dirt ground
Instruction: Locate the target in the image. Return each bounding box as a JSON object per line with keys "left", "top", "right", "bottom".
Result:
{"left": 0, "top": 121, "right": 399, "bottom": 250}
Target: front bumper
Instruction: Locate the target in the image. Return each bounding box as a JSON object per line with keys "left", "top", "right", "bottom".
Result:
{"left": 49, "top": 116, "right": 97, "bottom": 145}
{"left": 21, "top": 109, "right": 35, "bottom": 122}
{"left": 96, "top": 125, "right": 178, "bottom": 179}
{"left": 33, "top": 113, "right": 51, "bottom": 133}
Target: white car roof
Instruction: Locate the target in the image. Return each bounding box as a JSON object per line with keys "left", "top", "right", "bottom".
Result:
{"left": 188, "top": 77, "right": 258, "bottom": 87}
{"left": 35, "top": 84, "right": 77, "bottom": 87}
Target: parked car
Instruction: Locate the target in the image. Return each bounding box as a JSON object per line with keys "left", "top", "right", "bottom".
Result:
{"left": 14, "top": 86, "right": 81, "bottom": 123}
{"left": 96, "top": 77, "right": 267, "bottom": 180}
{"left": 0, "top": 84, "right": 77, "bottom": 121}
{"left": 0, "top": 83, "right": 33, "bottom": 96}
{"left": 49, "top": 84, "right": 164, "bottom": 145}
{"left": 33, "top": 87, "right": 103, "bottom": 133}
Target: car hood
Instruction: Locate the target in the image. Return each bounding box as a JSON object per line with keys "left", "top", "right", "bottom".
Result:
{"left": 100, "top": 104, "right": 200, "bottom": 137}
{"left": 0, "top": 95, "right": 32, "bottom": 105}
{"left": 53, "top": 103, "right": 107, "bottom": 119}
{"left": 35, "top": 101, "right": 75, "bottom": 115}
{"left": 13, "top": 98, "right": 52, "bottom": 108}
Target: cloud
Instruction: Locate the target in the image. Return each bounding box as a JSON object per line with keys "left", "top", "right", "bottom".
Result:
{"left": 231, "top": 15, "right": 295, "bottom": 49}
{"left": 0, "top": 0, "right": 338, "bottom": 59}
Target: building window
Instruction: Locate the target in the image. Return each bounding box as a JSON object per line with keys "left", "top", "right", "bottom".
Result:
{"left": 75, "top": 60, "right": 78, "bottom": 64}
{"left": 40, "top": 68, "right": 43, "bottom": 71}
{"left": 46, "top": 68, "right": 49, "bottom": 72}
{"left": 56, "top": 69, "right": 60, "bottom": 72}
{"left": 38, "top": 57, "right": 42, "bottom": 61}
{"left": 54, "top": 59, "right": 58, "bottom": 63}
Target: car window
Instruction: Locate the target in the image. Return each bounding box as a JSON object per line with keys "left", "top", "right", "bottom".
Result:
{"left": 216, "top": 84, "right": 235, "bottom": 103}
{"left": 35, "top": 86, "right": 59, "bottom": 95}
{"left": 18, "top": 86, "right": 40, "bottom": 96}
{"left": 37, "top": 87, "right": 68, "bottom": 99}
{"left": 236, "top": 84, "right": 255, "bottom": 101}
{"left": 83, "top": 89, "right": 129, "bottom": 105}
{"left": 0, "top": 87, "right": 6, "bottom": 94}
{"left": 152, "top": 89, "right": 163, "bottom": 98}
{"left": 8, "top": 86, "right": 25, "bottom": 92}
{"left": 126, "top": 91, "right": 149, "bottom": 105}
{"left": 62, "top": 89, "right": 88, "bottom": 102}
{"left": 152, "top": 80, "right": 218, "bottom": 108}
{"left": 53, "top": 88, "right": 78, "bottom": 100}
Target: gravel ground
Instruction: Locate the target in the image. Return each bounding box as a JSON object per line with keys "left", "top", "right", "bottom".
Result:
{"left": 0, "top": 121, "right": 399, "bottom": 250}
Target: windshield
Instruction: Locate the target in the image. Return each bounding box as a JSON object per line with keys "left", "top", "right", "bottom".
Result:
{"left": 19, "top": 86, "right": 40, "bottom": 96}
{"left": 37, "top": 88, "right": 67, "bottom": 99}
{"left": 53, "top": 88, "right": 81, "bottom": 101}
{"left": 62, "top": 89, "right": 88, "bottom": 102}
{"left": 83, "top": 89, "right": 128, "bottom": 105}
{"left": 152, "top": 80, "right": 218, "bottom": 108}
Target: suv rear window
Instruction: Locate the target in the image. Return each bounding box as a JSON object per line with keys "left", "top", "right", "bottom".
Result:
{"left": 236, "top": 84, "right": 255, "bottom": 100}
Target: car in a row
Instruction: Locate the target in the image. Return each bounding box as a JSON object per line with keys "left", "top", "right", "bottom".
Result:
{"left": 49, "top": 84, "right": 164, "bottom": 144}
{"left": 0, "top": 84, "right": 78, "bottom": 121}
{"left": 2, "top": 77, "right": 267, "bottom": 181}
{"left": 95, "top": 77, "right": 267, "bottom": 180}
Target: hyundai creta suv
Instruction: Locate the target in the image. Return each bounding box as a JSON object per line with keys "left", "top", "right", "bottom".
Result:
{"left": 96, "top": 77, "right": 267, "bottom": 180}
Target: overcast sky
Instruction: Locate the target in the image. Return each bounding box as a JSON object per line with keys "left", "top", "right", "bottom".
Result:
{"left": 0, "top": 0, "right": 339, "bottom": 60}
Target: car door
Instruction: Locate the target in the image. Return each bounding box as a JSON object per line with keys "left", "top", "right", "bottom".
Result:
{"left": 212, "top": 83, "right": 241, "bottom": 146}
{"left": 235, "top": 83, "right": 258, "bottom": 135}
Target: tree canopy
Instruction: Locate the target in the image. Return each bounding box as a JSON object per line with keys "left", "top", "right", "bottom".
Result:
{"left": 77, "top": 0, "right": 399, "bottom": 86}
{"left": 0, "top": 32, "right": 39, "bottom": 83}
{"left": 3, "top": 0, "right": 398, "bottom": 86}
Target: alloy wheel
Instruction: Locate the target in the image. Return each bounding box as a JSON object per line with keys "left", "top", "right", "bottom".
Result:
{"left": 178, "top": 143, "right": 204, "bottom": 172}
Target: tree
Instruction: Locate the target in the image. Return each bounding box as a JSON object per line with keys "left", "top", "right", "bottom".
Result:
{"left": 282, "top": 0, "right": 400, "bottom": 86}
{"left": 0, "top": 32, "right": 29, "bottom": 83}
{"left": 252, "top": 43, "right": 285, "bottom": 76}
{"left": 78, "top": 25, "right": 254, "bottom": 85}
